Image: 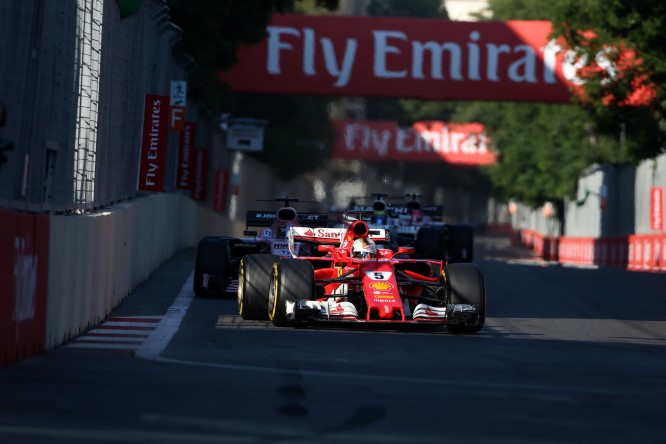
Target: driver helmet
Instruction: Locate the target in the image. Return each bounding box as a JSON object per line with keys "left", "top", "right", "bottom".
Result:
{"left": 351, "top": 238, "right": 378, "bottom": 259}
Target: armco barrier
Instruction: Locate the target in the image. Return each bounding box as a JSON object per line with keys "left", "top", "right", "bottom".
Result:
{"left": 517, "top": 229, "right": 665, "bottom": 272}
{"left": 0, "top": 209, "right": 49, "bottom": 367}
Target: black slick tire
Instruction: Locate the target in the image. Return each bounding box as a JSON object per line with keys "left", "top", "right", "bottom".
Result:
{"left": 444, "top": 262, "right": 486, "bottom": 333}
{"left": 238, "top": 254, "right": 279, "bottom": 320}
{"left": 268, "top": 259, "right": 314, "bottom": 327}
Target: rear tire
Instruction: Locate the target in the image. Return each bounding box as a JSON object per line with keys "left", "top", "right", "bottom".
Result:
{"left": 269, "top": 259, "right": 315, "bottom": 327}
{"left": 238, "top": 254, "right": 279, "bottom": 320}
{"left": 444, "top": 263, "right": 486, "bottom": 333}
{"left": 414, "top": 226, "right": 445, "bottom": 260}
{"left": 447, "top": 225, "right": 474, "bottom": 263}
{"left": 193, "top": 237, "right": 231, "bottom": 297}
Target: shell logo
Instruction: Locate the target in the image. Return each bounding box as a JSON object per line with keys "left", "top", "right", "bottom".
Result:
{"left": 370, "top": 282, "right": 393, "bottom": 291}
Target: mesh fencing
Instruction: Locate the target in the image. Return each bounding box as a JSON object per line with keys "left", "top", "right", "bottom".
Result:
{"left": 0, "top": 0, "right": 189, "bottom": 213}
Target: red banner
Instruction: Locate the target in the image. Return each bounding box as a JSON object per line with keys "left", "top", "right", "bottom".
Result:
{"left": 214, "top": 169, "right": 229, "bottom": 212}
{"left": 334, "top": 119, "right": 497, "bottom": 164}
{"left": 651, "top": 187, "right": 664, "bottom": 231}
{"left": 138, "top": 94, "right": 169, "bottom": 192}
{"left": 176, "top": 122, "right": 196, "bottom": 190}
{"left": 0, "top": 209, "right": 49, "bottom": 367}
{"left": 191, "top": 148, "right": 208, "bottom": 201}
{"left": 220, "top": 15, "right": 579, "bottom": 103}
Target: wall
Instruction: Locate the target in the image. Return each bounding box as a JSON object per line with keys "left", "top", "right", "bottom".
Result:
{"left": 514, "top": 153, "right": 666, "bottom": 271}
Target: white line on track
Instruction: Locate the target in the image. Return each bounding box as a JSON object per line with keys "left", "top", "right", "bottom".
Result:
{"left": 64, "top": 343, "right": 144, "bottom": 350}
{"left": 135, "top": 272, "right": 195, "bottom": 360}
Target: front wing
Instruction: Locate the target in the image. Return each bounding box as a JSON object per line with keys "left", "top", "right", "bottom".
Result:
{"left": 290, "top": 298, "right": 479, "bottom": 327}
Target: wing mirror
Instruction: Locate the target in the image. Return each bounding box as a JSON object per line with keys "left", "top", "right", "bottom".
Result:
{"left": 397, "top": 246, "right": 414, "bottom": 255}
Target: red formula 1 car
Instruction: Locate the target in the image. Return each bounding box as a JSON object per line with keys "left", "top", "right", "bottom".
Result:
{"left": 237, "top": 218, "right": 486, "bottom": 333}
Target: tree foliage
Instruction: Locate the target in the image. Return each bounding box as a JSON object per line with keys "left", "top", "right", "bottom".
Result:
{"left": 455, "top": 102, "right": 623, "bottom": 206}
{"left": 548, "top": 0, "right": 666, "bottom": 161}
{"left": 448, "top": 0, "right": 664, "bottom": 208}
{"left": 367, "top": 0, "right": 447, "bottom": 20}
{"left": 166, "top": 0, "right": 339, "bottom": 181}
{"left": 167, "top": 0, "right": 291, "bottom": 110}
{"left": 476, "top": 0, "right": 548, "bottom": 21}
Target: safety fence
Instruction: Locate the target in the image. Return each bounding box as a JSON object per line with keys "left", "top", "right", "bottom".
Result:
{"left": 0, "top": 0, "right": 192, "bottom": 213}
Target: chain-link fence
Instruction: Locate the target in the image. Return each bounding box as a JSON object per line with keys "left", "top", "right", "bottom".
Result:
{"left": 0, "top": 0, "right": 193, "bottom": 213}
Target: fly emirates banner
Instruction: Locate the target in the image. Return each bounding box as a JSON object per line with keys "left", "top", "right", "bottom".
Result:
{"left": 220, "top": 15, "right": 582, "bottom": 102}
{"left": 334, "top": 120, "right": 497, "bottom": 165}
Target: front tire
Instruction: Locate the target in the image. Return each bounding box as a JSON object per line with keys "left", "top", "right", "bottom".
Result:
{"left": 238, "top": 254, "right": 279, "bottom": 320}
{"left": 444, "top": 263, "right": 486, "bottom": 333}
{"left": 268, "top": 259, "right": 314, "bottom": 327}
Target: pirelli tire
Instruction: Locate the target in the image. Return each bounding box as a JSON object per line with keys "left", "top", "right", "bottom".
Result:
{"left": 446, "top": 224, "right": 474, "bottom": 263}
{"left": 193, "top": 236, "right": 231, "bottom": 297}
{"left": 444, "top": 263, "right": 486, "bottom": 334}
{"left": 238, "top": 254, "right": 280, "bottom": 321}
{"left": 269, "top": 259, "right": 315, "bottom": 327}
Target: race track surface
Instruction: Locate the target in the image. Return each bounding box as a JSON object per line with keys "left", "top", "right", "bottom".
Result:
{"left": 1, "top": 234, "right": 665, "bottom": 444}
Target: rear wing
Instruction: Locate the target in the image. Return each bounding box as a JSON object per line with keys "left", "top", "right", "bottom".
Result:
{"left": 288, "top": 226, "right": 389, "bottom": 255}
{"left": 245, "top": 211, "right": 328, "bottom": 228}
{"left": 387, "top": 205, "right": 443, "bottom": 220}
{"left": 421, "top": 205, "right": 443, "bottom": 219}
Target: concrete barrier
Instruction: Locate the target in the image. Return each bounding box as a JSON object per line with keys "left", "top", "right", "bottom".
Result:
{"left": 44, "top": 193, "right": 228, "bottom": 351}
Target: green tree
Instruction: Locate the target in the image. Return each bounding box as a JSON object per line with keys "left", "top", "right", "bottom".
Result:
{"left": 367, "top": 0, "right": 447, "bottom": 18}
{"left": 455, "top": 102, "right": 620, "bottom": 207}
{"left": 450, "top": 0, "right": 652, "bottom": 211}
{"left": 166, "top": 0, "right": 339, "bottom": 181}
{"left": 167, "top": 0, "right": 339, "bottom": 111}
{"left": 475, "top": 0, "right": 548, "bottom": 21}
{"left": 167, "top": 0, "right": 292, "bottom": 111}
{"left": 548, "top": 0, "right": 666, "bottom": 161}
